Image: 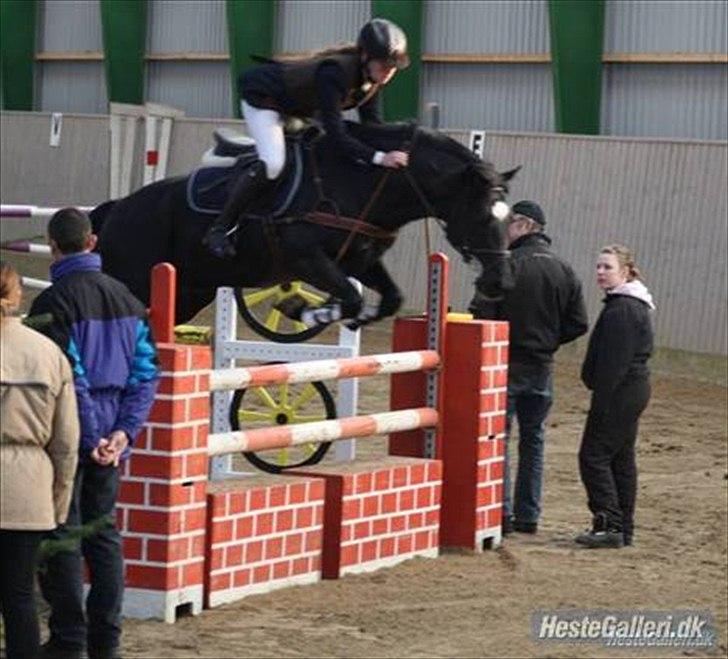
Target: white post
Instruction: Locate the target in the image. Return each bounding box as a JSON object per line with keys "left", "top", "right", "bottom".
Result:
{"left": 208, "top": 283, "right": 362, "bottom": 478}
{"left": 143, "top": 115, "right": 157, "bottom": 186}
{"left": 333, "top": 279, "right": 362, "bottom": 461}
{"left": 155, "top": 117, "right": 173, "bottom": 181}
{"left": 210, "top": 287, "right": 237, "bottom": 480}
{"left": 109, "top": 114, "right": 121, "bottom": 199}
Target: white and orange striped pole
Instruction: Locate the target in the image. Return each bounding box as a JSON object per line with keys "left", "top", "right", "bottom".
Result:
{"left": 209, "top": 350, "right": 440, "bottom": 391}
{"left": 207, "top": 407, "right": 438, "bottom": 456}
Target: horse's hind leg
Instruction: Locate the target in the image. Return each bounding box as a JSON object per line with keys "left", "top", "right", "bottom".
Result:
{"left": 284, "top": 249, "right": 363, "bottom": 327}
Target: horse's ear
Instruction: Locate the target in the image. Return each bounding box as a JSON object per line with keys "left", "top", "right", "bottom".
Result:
{"left": 499, "top": 166, "right": 522, "bottom": 182}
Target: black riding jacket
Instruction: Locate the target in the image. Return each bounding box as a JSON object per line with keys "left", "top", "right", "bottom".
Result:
{"left": 488, "top": 233, "right": 589, "bottom": 365}
{"left": 581, "top": 293, "right": 654, "bottom": 415}
{"left": 239, "top": 51, "right": 383, "bottom": 166}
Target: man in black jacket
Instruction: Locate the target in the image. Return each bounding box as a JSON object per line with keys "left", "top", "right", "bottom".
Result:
{"left": 470, "top": 201, "right": 588, "bottom": 536}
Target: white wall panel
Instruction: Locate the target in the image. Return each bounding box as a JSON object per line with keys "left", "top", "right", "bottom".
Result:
{"left": 147, "top": 0, "right": 227, "bottom": 53}
{"left": 145, "top": 62, "right": 231, "bottom": 119}
{"left": 605, "top": 0, "right": 728, "bottom": 53}
{"left": 37, "top": 0, "right": 102, "bottom": 52}
{"left": 422, "top": 63, "right": 553, "bottom": 131}
{"left": 276, "top": 0, "right": 369, "bottom": 53}
{"left": 38, "top": 62, "right": 107, "bottom": 115}
{"left": 602, "top": 64, "right": 728, "bottom": 140}
{"left": 424, "top": 0, "right": 549, "bottom": 53}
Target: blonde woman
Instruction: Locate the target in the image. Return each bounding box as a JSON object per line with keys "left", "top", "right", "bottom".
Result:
{"left": 0, "top": 261, "right": 79, "bottom": 659}
{"left": 576, "top": 245, "right": 655, "bottom": 549}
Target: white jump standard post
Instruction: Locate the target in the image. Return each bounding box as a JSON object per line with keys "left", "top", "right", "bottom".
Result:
{"left": 209, "top": 286, "right": 362, "bottom": 480}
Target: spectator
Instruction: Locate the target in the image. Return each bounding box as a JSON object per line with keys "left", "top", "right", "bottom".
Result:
{"left": 27, "top": 208, "right": 160, "bottom": 659}
{"left": 1, "top": 261, "right": 79, "bottom": 659}
{"left": 470, "top": 201, "right": 588, "bottom": 536}
{"left": 576, "top": 245, "right": 655, "bottom": 549}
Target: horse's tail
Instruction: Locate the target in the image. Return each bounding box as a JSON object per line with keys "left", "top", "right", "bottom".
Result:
{"left": 89, "top": 200, "right": 117, "bottom": 237}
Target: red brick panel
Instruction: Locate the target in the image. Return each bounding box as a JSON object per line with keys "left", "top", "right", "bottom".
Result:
{"left": 293, "top": 459, "right": 441, "bottom": 579}
{"left": 437, "top": 319, "right": 508, "bottom": 551}
{"left": 118, "top": 343, "right": 211, "bottom": 607}
{"left": 205, "top": 477, "right": 325, "bottom": 608}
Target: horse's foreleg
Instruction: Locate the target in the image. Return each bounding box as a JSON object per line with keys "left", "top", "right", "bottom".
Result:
{"left": 346, "top": 261, "right": 403, "bottom": 330}
{"left": 286, "top": 250, "right": 363, "bottom": 328}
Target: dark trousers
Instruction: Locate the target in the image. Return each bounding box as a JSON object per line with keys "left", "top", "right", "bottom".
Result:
{"left": 0, "top": 529, "right": 44, "bottom": 659}
{"left": 38, "top": 462, "right": 124, "bottom": 652}
{"left": 503, "top": 362, "right": 554, "bottom": 524}
{"left": 579, "top": 378, "right": 651, "bottom": 537}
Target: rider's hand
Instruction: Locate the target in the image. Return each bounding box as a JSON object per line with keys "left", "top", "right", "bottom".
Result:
{"left": 381, "top": 151, "right": 409, "bottom": 169}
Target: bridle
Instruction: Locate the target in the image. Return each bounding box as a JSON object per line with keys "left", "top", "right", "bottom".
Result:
{"left": 298, "top": 123, "right": 509, "bottom": 264}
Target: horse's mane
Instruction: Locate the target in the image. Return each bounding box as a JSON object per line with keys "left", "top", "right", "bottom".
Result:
{"left": 344, "top": 121, "right": 500, "bottom": 190}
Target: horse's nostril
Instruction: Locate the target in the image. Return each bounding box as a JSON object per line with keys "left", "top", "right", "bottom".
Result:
{"left": 492, "top": 201, "right": 509, "bottom": 221}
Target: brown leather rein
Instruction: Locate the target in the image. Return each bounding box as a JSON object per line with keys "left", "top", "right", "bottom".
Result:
{"left": 266, "top": 126, "right": 436, "bottom": 269}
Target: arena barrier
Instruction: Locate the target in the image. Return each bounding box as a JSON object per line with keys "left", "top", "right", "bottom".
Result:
{"left": 116, "top": 253, "right": 508, "bottom": 622}
{"left": 1, "top": 205, "right": 66, "bottom": 290}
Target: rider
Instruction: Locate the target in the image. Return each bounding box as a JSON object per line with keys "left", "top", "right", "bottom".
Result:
{"left": 204, "top": 18, "right": 411, "bottom": 259}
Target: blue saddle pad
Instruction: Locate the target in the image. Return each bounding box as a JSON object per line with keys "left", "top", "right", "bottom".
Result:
{"left": 186, "top": 141, "right": 304, "bottom": 217}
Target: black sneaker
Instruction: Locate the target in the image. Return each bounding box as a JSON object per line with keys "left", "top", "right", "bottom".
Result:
{"left": 502, "top": 516, "right": 514, "bottom": 536}
{"left": 575, "top": 512, "right": 624, "bottom": 549}
{"left": 575, "top": 528, "right": 624, "bottom": 548}
{"left": 38, "top": 641, "right": 86, "bottom": 659}
{"left": 513, "top": 520, "right": 538, "bottom": 534}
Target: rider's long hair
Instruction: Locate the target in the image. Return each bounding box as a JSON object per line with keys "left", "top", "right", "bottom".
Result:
{"left": 275, "top": 43, "right": 359, "bottom": 62}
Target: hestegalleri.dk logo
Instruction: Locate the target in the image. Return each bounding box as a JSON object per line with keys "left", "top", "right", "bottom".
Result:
{"left": 531, "top": 609, "right": 717, "bottom": 648}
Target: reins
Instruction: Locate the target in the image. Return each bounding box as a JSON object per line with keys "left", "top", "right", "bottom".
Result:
{"left": 302, "top": 125, "right": 440, "bottom": 263}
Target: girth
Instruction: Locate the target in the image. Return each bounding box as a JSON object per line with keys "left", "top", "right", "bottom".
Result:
{"left": 300, "top": 211, "right": 397, "bottom": 242}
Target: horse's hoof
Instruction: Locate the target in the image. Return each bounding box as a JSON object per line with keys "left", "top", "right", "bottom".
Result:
{"left": 274, "top": 293, "right": 307, "bottom": 320}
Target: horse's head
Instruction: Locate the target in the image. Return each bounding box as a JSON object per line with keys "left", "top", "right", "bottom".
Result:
{"left": 410, "top": 129, "right": 520, "bottom": 299}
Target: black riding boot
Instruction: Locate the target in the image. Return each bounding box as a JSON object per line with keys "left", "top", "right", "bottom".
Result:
{"left": 204, "top": 159, "right": 269, "bottom": 259}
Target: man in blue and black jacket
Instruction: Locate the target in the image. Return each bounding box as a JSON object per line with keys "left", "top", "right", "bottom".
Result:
{"left": 28, "top": 207, "right": 159, "bottom": 659}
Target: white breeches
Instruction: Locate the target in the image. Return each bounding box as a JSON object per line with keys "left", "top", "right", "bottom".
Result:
{"left": 241, "top": 100, "right": 285, "bottom": 180}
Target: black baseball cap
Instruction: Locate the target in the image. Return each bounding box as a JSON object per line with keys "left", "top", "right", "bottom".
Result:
{"left": 511, "top": 200, "right": 545, "bottom": 226}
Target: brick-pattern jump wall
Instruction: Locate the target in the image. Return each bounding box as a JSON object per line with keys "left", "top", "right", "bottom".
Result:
{"left": 474, "top": 321, "right": 508, "bottom": 548}
{"left": 205, "top": 475, "right": 325, "bottom": 607}
{"left": 390, "top": 316, "right": 508, "bottom": 551}
{"left": 292, "top": 457, "right": 441, "bottom": 578}
{"left": 118, "top": 343, "right": 211, "bottom": 623}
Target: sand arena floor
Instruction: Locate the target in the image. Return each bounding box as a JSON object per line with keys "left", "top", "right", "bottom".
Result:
{"left": 3, "top": 252, "right": 726, "bottom": 658}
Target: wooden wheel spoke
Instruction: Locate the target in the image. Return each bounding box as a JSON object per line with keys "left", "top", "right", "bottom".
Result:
{"left": 244, "top": 287, "right": 279, "bottom": 307}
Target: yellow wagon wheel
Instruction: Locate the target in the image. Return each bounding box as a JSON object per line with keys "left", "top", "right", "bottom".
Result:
{"left": 228, "top": 369, "right": 336, "bottom": 473}
{"left": 234, "top": 281, "right": 329, "bottom": 343}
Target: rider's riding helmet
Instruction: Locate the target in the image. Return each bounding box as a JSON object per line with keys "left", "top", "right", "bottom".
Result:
{"left": 358, "top": 18, "right": 410, "bottom": 70}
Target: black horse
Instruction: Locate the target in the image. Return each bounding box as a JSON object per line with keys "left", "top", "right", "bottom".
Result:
{"left": 92, "top": 121, "right": 516, "bottom": 327}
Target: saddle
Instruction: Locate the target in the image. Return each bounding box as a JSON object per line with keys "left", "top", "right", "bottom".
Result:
{"left": 186, "top": 126, "right": 314, "bottom": 217}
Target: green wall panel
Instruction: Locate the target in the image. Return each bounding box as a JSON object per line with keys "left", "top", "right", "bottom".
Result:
{"left": 100, "top": 0, "right": 147, "bottom": 105}
{"left": 226, "top": 0, "right": 275, "bottom": 118}
{"left": 549, "top": 0, "right": 605, "bottom": 134}
{"left": 0, "top": 0, "right": 37, "bottom": 110}
{"left": 371, "top": 0, "right": 422, "bottom": 121}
